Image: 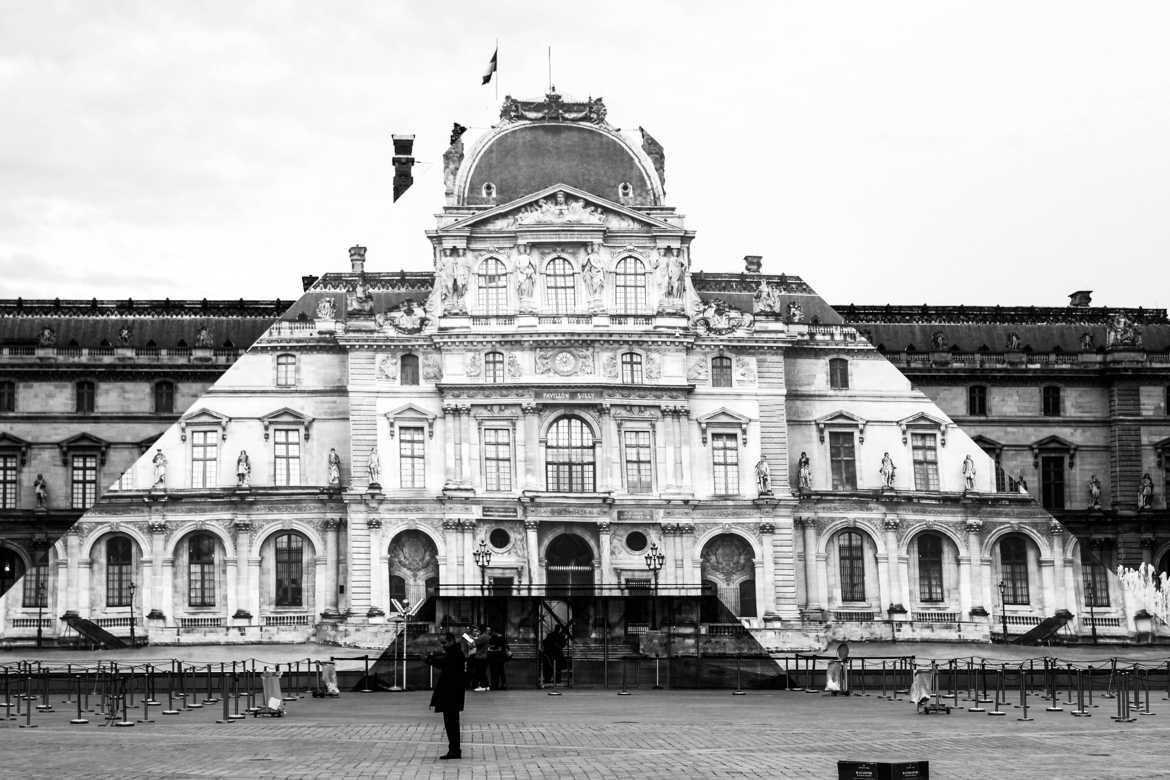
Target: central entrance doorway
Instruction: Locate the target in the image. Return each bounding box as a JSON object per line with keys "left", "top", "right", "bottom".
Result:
{"left": 544, "top": 533, "right": 594, "bottom": 640}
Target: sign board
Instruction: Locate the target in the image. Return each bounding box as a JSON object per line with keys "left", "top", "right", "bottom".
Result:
{"left": 838, "top": 761, "right": 928, "bottom": 780}
{"left": 482, "top": 506, "right": 519, "bottom": 519}
{"left": 535, "top": 390, "right": 601, "bottom": 402}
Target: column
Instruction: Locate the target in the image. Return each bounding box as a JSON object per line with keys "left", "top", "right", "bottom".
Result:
{"left": 758, "top": 522, "right": 776, "bottom": 615}
{"left": 672, "top": 410, "right": 684, "bottom": 489}
{"left": 957, "top": 521, "right": 974, "bottom": 618}
{"left": 598, "top": 521, "right": 612, "bottom": 587}
{"left": 598, "top": 405, "right": 615, "bottom": 492}
{"left": 225, "top": 556, "right": 239, "bottom": 620}
{"left": 233, "top": 520, "right": 256, "bottom": 619}
{"left": 525, "top": 520, "right": 541, "bottom": 588}
{"left": 442, "top": 405, "right": 457, "bottom": 488}
{"left": 65, "top": 529, "right": 82, "bottom": 614}
{"left": 459, "top": 404, "right": 473, "bottom": 487}
{"left": 522, "top": 404, "right": 540, "bottom": 490}
{"left": 678, "top": 526, "right": 696, "bottom": 586}
{"left": 678, "top": 410, "right": 692, "bottom": 493}
{"left": 881, "top": 518, "right": 900, "bottom": 613}
{"left": 367, "top": 517, "right": 384, "bottom": 612}
{"left": 148, "top": 523, "right": 165, "bottom": 615}
{"left": 655, "top": 409, "right": 670, "bottom": 491}
{"left": 78, "top": 560, "right": 93, "bottom": 618}
{"left": 441, "top": 520, "right": 459, "bottom": 588}
{"left": 322, "top": 518, "right": 341, "bottom": 614}
{"left": 1049, "top": 526, "right": 1066, "bottom": 611}
{"left": 799, "top": 518, "right": 821, "bottom": 609}
{"left": 453, "top": 407, "right": 465, "bottom": 484}
{"left": 606, "top": 409, "right": 621, "bottom": 493}
{"left": 462, "top": 519, "right": 477, "bottom": 586}
{"left": 965, "top": 521, "right": 984, "bottom": 613}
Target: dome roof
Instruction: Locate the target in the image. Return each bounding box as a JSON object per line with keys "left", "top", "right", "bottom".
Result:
{"left": 461, "top": 119, "right": 660, "bottom": 207}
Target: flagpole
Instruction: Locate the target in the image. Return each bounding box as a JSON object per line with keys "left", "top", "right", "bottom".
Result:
{"left": 495, "top": 38, "right": 499, "bottom": 103}
{"left": 547, "top": 45, "right": 552, "bottom": 91}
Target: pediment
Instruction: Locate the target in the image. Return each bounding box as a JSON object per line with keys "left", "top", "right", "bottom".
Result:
{"left": 696, "top": 407, "right": 752, "bottom": 445}
{"left": 57, "top": 432, "right": 110, "bottom": 465}
{"left": 970, "top": 434, "right": 1004, "bottom": 454}
{"left": 896, "top": 411, "right": 950, "bottom": 446}
{"left": 0, "top": 432, "right": 31, "bottom": 464}
{"left": 1030, "top": 434, "right": 1077, "bottom": 467}
{"left": 386, "top": 403, "right": 437, "bottom": 438}
{"left": 814, "top": 411, "right": 868, "bottom": 443}
{"left": 179, "top": 407, "right": 231, "bottom": 441}
{"left": 260, "top": 407, "right": 314, "bottom": 440}
{"left": 439, "top": 183, "right": 682, "bottom": 234}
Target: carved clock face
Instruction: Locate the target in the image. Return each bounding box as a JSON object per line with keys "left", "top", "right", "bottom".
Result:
{"left": 553, "top": 350, "right": 577, "bottom": 376}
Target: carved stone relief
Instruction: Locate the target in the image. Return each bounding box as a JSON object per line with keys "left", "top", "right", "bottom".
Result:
{"left": 734, "top": 356, "right": 757, "bottom": 384}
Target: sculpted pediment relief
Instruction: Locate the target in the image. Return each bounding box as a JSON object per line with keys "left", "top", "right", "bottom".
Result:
{"left": 440, "top": 184, "right": 680, "bottom": 234}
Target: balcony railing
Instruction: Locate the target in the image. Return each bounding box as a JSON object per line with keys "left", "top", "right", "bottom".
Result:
{"left": 262, "top": 614, "right": 311, "bottom": 626}
{"left": 94, "top": 617, "right": 137, "bottom": 629}
{"left": 179, "top": 616, "right": 225, "bottom": 629}
{"left": 0, "top": 345, "right": 239, "bottom": 364}
{"left": 435, "top": 583, "right": 706, "bottom": 598}
{"left": 833, "top": 610, "right": 876, "bottom": 622}
{"left": 995, "top": 614, "right": 1042, "bottom": 627}
{"left": 9, "top": 618, "right": 53, "bottom": 629}
{"left": 912, "top": 611, "right": 958, "bottom": 623}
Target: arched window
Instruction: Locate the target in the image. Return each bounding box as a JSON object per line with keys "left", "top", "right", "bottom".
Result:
{"left": 106, "top": 537, "right": 133, "bottom": 607}
{"left": 476, "top": 258, "right": 508, "bottom": 314}
{"left": 828, "top": 358, "right": 849, "bottom": 389}
{"left": 188, "top": 534, "right": 216, "bottom": 607}
{"left": 711, "top": 356, "right": 733, "bottom": 388}
{"left": 274, "top": 533, "right": 304, "bottom": 607}
{"left": 275, "top": 354, "right": 296, "bottom": 387}
{"left": 917, "top": 534, "right": 944, "bottom": 603}
{"left": 1000, "top": 536, "right": 1029, "bottom": 605}
{"left": 1081, "top": 544, "right": 1110, "bottom": 607}
{"left": 613, "top": 257, "right": 647, "bottom": 312}
{"left": 546, "top": 416, "right": 595, "bottom": 493}
{"left": 400, "top": 354, "right": 419, "bottom": 385}
{"left": 544, "top": 258, "right": 577, "bottom": 313}
{"left": 154, "top": 380, "right": 175, "bottom": 414}
{"left": 484, "top": 351, "right": 505, "bottom": 383}
{"left": 75, "top": 380, "right": 96, "bottom": 413}
{"left": 838, "top": 531, "right": 866, "bottom": 602}
{"left": 621, "top": 352, "right": 643, "bottom": 384}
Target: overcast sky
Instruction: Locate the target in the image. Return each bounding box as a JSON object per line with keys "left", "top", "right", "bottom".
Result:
{"left": 2, "top": 1, "right": 1168, "bottom": 309}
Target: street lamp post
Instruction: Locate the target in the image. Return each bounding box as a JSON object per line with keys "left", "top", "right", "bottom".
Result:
{"left": 128, "top": 581, "right": 137, "bottom": 646}
{"left": 644, "top": 543, "right": 665, "bottom": 630}
{"left": 472, "top": 540, "right": 492, "bottom": 626}
{"left": 997, "top": 580, "right": 1008, "bottom": 643}
{"left": 1086, "top": 579, "right": 1098, "bottom": 645}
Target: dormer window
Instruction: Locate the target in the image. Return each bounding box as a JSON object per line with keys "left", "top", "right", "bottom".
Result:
{"left": 482, "top": 182, "right": 496, "bottom": 199}
{"left": 618, "top": 182, "right": 633, "bottom": 199}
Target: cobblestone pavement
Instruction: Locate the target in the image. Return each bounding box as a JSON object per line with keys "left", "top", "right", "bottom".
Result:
{"left": 3, "top": 686, "right": 1170, "bottom": 779}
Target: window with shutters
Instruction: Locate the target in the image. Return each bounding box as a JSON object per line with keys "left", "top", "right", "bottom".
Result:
{"left": 1000, "top": 536, "right": 1030, "bottom": 605}
{"left": 911, "top": 433, "right": 940, "bottom": 491}
{"left": 838, "top": 531, "right": 866, "bottom": 602}
{"left": 828, "top": 431, "right": 857, "bottom": 490}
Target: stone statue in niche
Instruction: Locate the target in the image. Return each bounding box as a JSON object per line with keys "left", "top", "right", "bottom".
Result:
{"left": 961, "top": 454, "right": 976, "bottom": 491}
{"left": 1079, "top": 332, "right": 1094, "bottom": 351}
{"left": 38, "top": 326, "right": 56, "bottom": 346}
{"left": 514, "top": 246, "right": 538, "bottom": 311}
{"left": 787, "top": 301, "right": 804, "bottom": 323}
{"left": 652, "top": 246, "right": 687, "bottom": 309}
{"left": 879, "top": 452, "right": 897, "bottom": 489}
{"left": 1087, "top": 474, "right": 1101, "bottom": 508}
{"left": 1139, "top": 473, "right": 1154, "bottom": 510}
{"left": 195, "top": 327, "right": 214, "bottom": 348}
{"left": 437, "top": 249, "right": 471, "bottom": 315}
{"left": 797, "top": 452, "right": 811, "bottom": 494}
{"left": 328, "top": 448, "right": 343, "bottom": 488}
{"left": 582, "top": 244, "right": 606, "bottom": 309}
{"left": 1006, "top": 332, "right": 1022, "bottom": 351}
{"left": 316, "top": 296, "right": 336, "bottom": 320}
{"left": 119, "top": 326, "right": 132, "bottom": 344}
{"left": 152, "top": 449, "right": 168, "bottom": 489}
{"left": 367, "top": 446, "right": 382, "bottom": 489}
{"left": 236, "top": 450, "right": 251, "bottom": 488}
{"left": 33, "top": 473, "right": 48, "bottom": 508}
{"left": 755, "top": 456, "right": 772, "bottom": 496}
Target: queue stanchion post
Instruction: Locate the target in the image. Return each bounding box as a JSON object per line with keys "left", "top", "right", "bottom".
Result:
{"left": 63, "top": 664, "right": 73, "bottom": 704}
{"left": 215, "top": 669, "right": 233, "bottom": 725}
{"left": 230, "top": 671, "right": 246, "bottom": 720}
{"left": 1071, "top": 668, "right": 1089, "bottom": 717}
{"left": 732, "top": 652, "right": 746, "bottom": 696}
{"left": 202, "top": 664, "right": 214, "bottom": 705}
{"left": 548, "top": 659, "right": 562, "bottom": 696}
{"left": 282, "top": 662, "right": 297, "bottom": 702}
{"left": 1045, "top": 658, "right": 1063, "bottom": 712}
{"left": 359, "top": 655, "right": 372, "bottom": 693}
{"left": 653, "top": 654, "right": 663, "bottom": 690}
{"left": 146, "top": 664, "right": 159, "bottom": 706}
{"left": 70, "top": 675, "right": 88, "bottom": 725}
{"left": 978, "top": 660, "right": 992, "bottom": 704}
{"left": 3, "top": 666, "right": 13, "bottom": 721}
{"left": 1132, "top": 667, "right": 1142, "bottom": 714}
{"left": 1139, "top": 668, "right": 1154, "bottom": 716}
{"left": 37, "top": 664, "right": 52, "bottom": 712}
{"left": 139, "top": 685, "right": 154, "bottom": 724}
{"left": 115, "top": 677, "right": 135, "bottom": 727}
{"left": 20, "top": 669, "right": 36, "bottom": 728}
{"left": 950, "top": 660, "right": 959, "bottom": 708}
{"left": 1017, "top": 667, "right": 1033, "bottom": 722}
{"left": 987, "top": 666, "right": 1005, "bottom": 716}
{"left": 1063, "top": 663, "right": 1075, "bottom": 708}
{"left": 1088, "top": 665, "right": 1096, "bottom": 709}
{"left": 1103, "top": 659, "right": 1117, "bottom": 699}
{"left": 162, "top": 663, "right": 179, "bottom": 715}
{"left": 1112, "top": 672, "right": 1134, "bottom": 722}
{"left": 618, "top": 658, "right": 631, "bottom": 696}
{"left": 967, "top": 660, "right": 986, "bottom": 713}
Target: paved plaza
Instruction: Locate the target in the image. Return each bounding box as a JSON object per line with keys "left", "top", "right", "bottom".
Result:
{"left": 3, "top": 674, "right": 1170, "bottom": 779}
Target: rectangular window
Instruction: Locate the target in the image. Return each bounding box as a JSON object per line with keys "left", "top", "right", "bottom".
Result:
{"left": 190, "top": 430, "right": 218, "bottom": 489}
{"left": 275, "top": 355, "right": 296, "bottom": 387}
{"left": 273, "top": 429, "right": 301, "bottom": 487}
{"left": 624, "top": 430, "right": 653, "bottom": 493}
{"left": 0, "top": 381, "right": 15, "bottom": 412}
{"left": 22, "top": 564, "right": 48, "bottom": 608}
{"left": 828, "top": 432, "right": 857, "bottom": 490}
{"left": 1042, "top": 386, "right": 1062, "bottom": 417}
{"left": 482, "top": 428, "right": 512, "bottom": 492}
{"left": 76, "top": 381, "right": 96, "bottom": 413}
{"left": 711, "top": 433, "right": 739, "bottom": 495}
{"left": 711, "top": 357, "right": 733, "bottom": 388}
{"left": 71, "top": 454, "right": 98, "bottom": 509}
{"left": 829, "top": 358, "right": 849, "bottom": 389}
{"left": 0, "top": 454, "right": 17, "bottom": 508}
{"left": 911, "top": 433, "right": 940, "bottom": 491}
{"left": 399, "top": 426, "right": 426, "bottom": 488}
{"left": 968, "top": 386, "right": 988, "bottom": 416}
{"left": 484, "top": 353, "right": 505, "bottom": 384}
{"left": 1040, "top": 455, "right": 1065, "bottom": 511}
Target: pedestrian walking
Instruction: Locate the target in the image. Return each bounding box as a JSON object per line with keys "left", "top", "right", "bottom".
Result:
{"left": 426, "top": 632, "right": 466, "bottom": 760}
{"left": 487, "top": 627, "right": 510, "bottom": 690}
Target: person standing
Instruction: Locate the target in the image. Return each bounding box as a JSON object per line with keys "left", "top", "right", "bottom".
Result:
{"left": 487, "top": 628, "right": 510, "bottom": 691}
{"left": 426, "top": 632, "right": 466, "bottom": 760}
{"left": 542, "top": 626, "right": 566, "bottom": 686}
{"left": 472, "top": 625, "right": 492, "bottom": 691}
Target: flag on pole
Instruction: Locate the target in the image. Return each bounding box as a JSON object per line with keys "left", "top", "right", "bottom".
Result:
{"left": 482, "top": 46, "right": 498, "bottom": 85}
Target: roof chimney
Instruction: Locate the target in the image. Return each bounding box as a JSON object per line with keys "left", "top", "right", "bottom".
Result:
{"left": 1068, "top": 290, "right": 1092, "bottom": 307}
{"left": 743, "top": 255, "right": 762, "bottom": 273}
{"left": 391, "top": 134, "right": 416, "bottom": 202}
{"left": 349, "top": 245, "right": 367, "bottom": 274}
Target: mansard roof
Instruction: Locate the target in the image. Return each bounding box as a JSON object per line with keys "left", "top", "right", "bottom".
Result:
{"left": 837, "top": 303, "right": 1170, "bottom": 353}
{"left": 0, "top": 298, "right": 286, "bottom": 348}
{"left": 690, "top": 272, "right": 845, "bottom": 326}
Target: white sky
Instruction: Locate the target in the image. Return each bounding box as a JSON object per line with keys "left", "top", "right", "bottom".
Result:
{"left": 1, "top": 1, "right": 1168, "bottom": 309}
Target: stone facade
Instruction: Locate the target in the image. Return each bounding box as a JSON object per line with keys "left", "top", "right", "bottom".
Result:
{"left": 0, "top": 93, "right": 1076, "bottom": 650}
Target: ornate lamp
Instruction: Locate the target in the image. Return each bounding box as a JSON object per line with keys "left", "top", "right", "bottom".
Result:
{"left": 644, "top": 543, "right": 666, "bottom": 630}
{"left": 128, "top": 580, "right": 137, "bottom": 646}
{"left": 472, "top": 540, "right": 492, "bottom": 624}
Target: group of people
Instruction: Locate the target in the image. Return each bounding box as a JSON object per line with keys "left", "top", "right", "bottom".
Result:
{"left": 425, "top": 624, "right": 510, "bottom": 760}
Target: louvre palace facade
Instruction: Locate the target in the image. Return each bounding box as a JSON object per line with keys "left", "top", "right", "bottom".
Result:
{"left": 0, "top": 91, "right": 1079, "bottom": 651}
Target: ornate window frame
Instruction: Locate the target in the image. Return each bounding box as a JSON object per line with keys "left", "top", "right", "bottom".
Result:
{"left": 1155, "top": 436, "right": 1170, "bottom": 470}
{"left": 474, "top": 407, "right": 518, "bottom": 493}
{"left": 815, "top": 410, "right": 867, "bottom": 444}
{"left": 897, "top": 412, "right": 949, "bottom": 447}
{"left": 696, "top": 408, "right": 750, "bottom": 446}
{"left": 614, "top": 409, "right": 658, "bottom": 495}
{"left": 260, "top": 407, "right": 314, "bottom": 442}
{"left": 179, "top": 407, "right": 230, "bottom": 442}
{"left": 1030, "top": 434, "right": 1077, "bottom": 469}
{"left": 273, "top": 353, "right": 298, "bottom": 387}
{"left": 386, "top": 403, "right": 437, "bottom": 440}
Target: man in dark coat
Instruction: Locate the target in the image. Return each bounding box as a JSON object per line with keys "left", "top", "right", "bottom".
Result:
{"left": 427, "top": 632, "right": 466, "bottom": 760}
